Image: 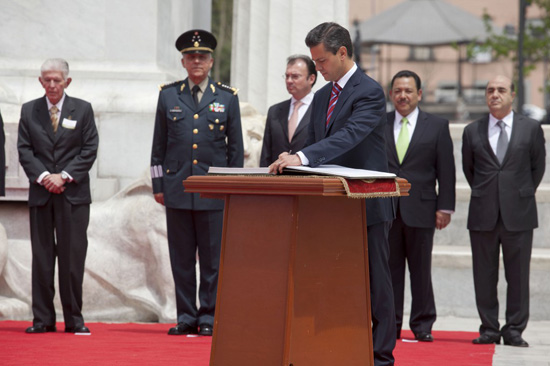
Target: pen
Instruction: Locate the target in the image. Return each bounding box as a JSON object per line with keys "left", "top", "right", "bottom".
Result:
{"left": 288, "top": 150, "right": 292, "bottom": 154}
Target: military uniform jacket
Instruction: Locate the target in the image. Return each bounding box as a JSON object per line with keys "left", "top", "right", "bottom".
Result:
{"left": 151, "top": 77, "right": 244, "bottom": 210}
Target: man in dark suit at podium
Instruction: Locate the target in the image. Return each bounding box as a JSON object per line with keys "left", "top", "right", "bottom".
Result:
{"left": 386, "top": 70, "right": 456, "bottom": 342}
{"left": 260, "top": 55, "right": 316, "bottom": 166}
{"left": 270, "top": 22, "right": 396, "bottom": 366}
{"left": 463, "top": 75, "right": 545, "bottom": 347}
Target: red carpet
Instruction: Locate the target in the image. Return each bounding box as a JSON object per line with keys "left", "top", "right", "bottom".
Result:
{"left": 395, "top": 330, "right": 495, "bottom": 366}
{"left": 0, "top": 322, "right": 494, "bottom": 365}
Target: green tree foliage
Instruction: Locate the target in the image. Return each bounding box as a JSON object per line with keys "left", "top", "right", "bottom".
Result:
{"left": 476, "top": 0, "right": 550, "bottom": 92}
{"left": 212, "top": 0, "right": 233, "bottom": 84}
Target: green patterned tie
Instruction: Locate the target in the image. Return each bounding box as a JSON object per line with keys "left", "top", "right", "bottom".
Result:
{"left": 396, "top": 117, "right": 409, "bottom": 164}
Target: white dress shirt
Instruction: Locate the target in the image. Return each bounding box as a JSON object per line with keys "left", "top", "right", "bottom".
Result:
{"left": 288, "top": 91, "right": 314, "bottom": 128}
{"left": 488, "top": 111, "right": 514, "bottom": 156}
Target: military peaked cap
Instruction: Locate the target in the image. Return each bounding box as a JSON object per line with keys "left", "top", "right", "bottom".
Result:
{"left": 175, "top": 29, "right": 217, "bottom": 54}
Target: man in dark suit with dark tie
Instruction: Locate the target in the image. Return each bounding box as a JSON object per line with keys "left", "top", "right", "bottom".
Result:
{"left": 463, "top": 75, "right": 545, "bottom": 347}
{"left": 17, "top": 58, "right": 98, "bottom": 334}
{"left": 271, "top": 22, "right": 396, "bottom": 366}
{"left": 150, "top": 29, "right": 244, "bottom": 336}
{"left": 260, "top": 55, "right": 316, "bottom": 166}
{"left": 385, "top": 70, "right": 456, "bottom": 342}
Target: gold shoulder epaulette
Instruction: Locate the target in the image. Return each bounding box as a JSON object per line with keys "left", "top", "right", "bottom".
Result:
{"left": 158, "top": 80, "right": 184, "bottom": 91}
{"left": 216, "top": 81, "right": 239, "bottom": 95}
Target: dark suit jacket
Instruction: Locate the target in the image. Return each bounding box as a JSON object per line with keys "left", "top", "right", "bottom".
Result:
{"left": 17, "top": 95, "right": 99, "bottom": 207}
{"left": 0, "top": 110, "right": 5, "bottom": 196}
{"left": 151, "top": 78, "right": 244, "bottom": 210}
{"left": 462, "top": 113, "right": 546, "bottom": 231}
{"left": 302, "top": 67, "right": 393, "bottom": 226}
{"left": 386, "top": 110, "right": 456, "bottom": 228}
{"left": 259, "top": 99, "right": 312, "bottom": 167}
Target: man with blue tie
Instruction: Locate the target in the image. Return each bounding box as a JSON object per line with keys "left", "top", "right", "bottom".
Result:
{"left": 270, "top": 22, "right": 396, "bottom": 366}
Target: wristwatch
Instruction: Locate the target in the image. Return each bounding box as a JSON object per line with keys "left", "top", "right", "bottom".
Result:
{"left": 61, "top": 172, "right": 69, "bottom": 181}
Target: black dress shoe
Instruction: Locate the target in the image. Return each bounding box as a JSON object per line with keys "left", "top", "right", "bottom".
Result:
{"left": 415, "top": 332, "right": 434, "bottom": 342}
{"left": 65, "top": 326, "right": 90, "bottom": 334}
{"left": 198, "top": 324, "right": 213, "bottom": 336}
{"left": 25, "top": 325, "right": 56, "bottom": 333}
{"left": 503, "top": 335, "right": 529, "bottom": 347}
{"left": 168, "top": 323, "right": 197, "bottom": 335}
{"left": 472, "top": 334, "right": 501, "bottom": 344}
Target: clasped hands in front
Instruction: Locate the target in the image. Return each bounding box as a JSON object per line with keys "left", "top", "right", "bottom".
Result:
{"left": 268, "top": 152, "right": 302, "bottom": 174}
{"left": 43, "top": 173, "right": 66, "bottom": 194}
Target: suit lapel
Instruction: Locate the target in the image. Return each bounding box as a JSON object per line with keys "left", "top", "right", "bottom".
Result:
{"left": 405, "top": 110, "right": 429, "bottom": 161}
{"left": 325, "top": 70, "right": 359, "bottom": 136}
{"left": 293, "top": 102, "right": 312, "bottom": 139}
{"left": 178, "top": 79, "right": 196, "bottom": 110}
{"left": 36, "top": 97, "right": 55, "bottom": 142}
{"left": 501, "top": 113, "right": 521, "bottom": 166}
{"left": 56, "top": 95, "right": 76, "bottom": 141}
{"left": 279, "top": 99, "right": 291, "bottom": 142}
{"left": 197, "top": 80, "right": 217, "bottom": 112}
{"left": 385, "top": 111, "right": 398, "bottom": 163}
{"left": 314, "top": 83, "right": 331, "bottom": 139}
{"left": 479, "top": 116, "right": 500, "bottom": 165}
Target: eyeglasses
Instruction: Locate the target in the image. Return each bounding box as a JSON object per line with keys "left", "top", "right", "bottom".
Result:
{"left": 282, "top": 73, "right": 304, "bottom": 81}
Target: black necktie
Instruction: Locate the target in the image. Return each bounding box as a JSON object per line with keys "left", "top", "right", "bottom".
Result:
{"left": 192, "top": 85, "right": 200, "bottom": 107}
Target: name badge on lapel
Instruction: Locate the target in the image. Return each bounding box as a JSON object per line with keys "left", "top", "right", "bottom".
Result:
{"left": 62, "top": 118, "right": 77, "bottom": 129}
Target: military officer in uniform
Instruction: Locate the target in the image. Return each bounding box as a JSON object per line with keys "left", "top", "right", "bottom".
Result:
{"left": 150, "top": 29, "right": 244, "bottom": 336}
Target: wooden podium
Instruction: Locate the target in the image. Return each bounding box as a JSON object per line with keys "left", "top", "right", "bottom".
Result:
{"left": 183, "top": 175, "right": 409, "bottom": 366}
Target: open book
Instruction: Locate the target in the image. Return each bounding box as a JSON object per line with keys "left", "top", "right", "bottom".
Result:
{"left": 207, "top": 164, "right": 396, "bottom": 179}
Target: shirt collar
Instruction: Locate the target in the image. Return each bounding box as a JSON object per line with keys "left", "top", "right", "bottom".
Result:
{"left": 291, "top": 91, "right": 314, "bottom": 106}
{"left": 46, "top": 93, "right": 66, "bottom": 111}
{"left": 489, "top": 110, "right": 514, "bottom": 128}
{"left": 188, "top": 77, "right": 210, "bottom": 93}
{"left": 395, "top": 107, "right": 419, "bottom": 128}
{"left": 334, "top": 63, "right": 358, "bottom": 89}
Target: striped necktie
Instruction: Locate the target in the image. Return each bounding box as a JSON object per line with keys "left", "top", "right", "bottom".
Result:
{"left": 326, "top": 83, "right": 342, "bottom": 126}
{"left": 50, "top": 105, "right": 59, "bottom": 133}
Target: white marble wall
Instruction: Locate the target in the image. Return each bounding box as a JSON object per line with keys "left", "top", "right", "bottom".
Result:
{"left": 0, "top": 0, "right": 207, "bottom": 200}
{"left": 232, "top": 0, "right": 349, "bottom": 115}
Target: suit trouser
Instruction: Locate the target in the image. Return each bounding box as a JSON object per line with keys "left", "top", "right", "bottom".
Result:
{"left": 470, "top": 217, "right": 532, "bottom": 339}
{"left": 368, "top": 221, "right": 397, "bottom": 366}
{"left": 29, "top": 194, "right": 89, "bottom": 328}
{"left": 165, "top": 208, "right": 223, "bottom": 327}
{"left": 389, "top": 210, "right": 436, "bottom": 337}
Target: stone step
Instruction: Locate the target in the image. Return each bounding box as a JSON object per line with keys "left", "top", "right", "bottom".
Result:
{"left": 403, "top": 245, "right": 550, "bottom": 321}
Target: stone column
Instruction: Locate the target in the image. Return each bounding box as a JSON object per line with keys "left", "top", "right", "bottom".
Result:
{"left": 231, "top": 0, "right": 349, "bottom": 115}
{"left": 0, "top": 0, "right": 210, "bottom": 201}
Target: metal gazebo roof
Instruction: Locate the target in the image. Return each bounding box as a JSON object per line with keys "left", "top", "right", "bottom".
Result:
{"left": 357, "top": 0, "right": 498, "bottom": 47}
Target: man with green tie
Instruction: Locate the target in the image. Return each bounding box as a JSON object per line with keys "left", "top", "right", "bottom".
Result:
{"left": 385, "top": 70, "right": 456, "bottom": 342}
